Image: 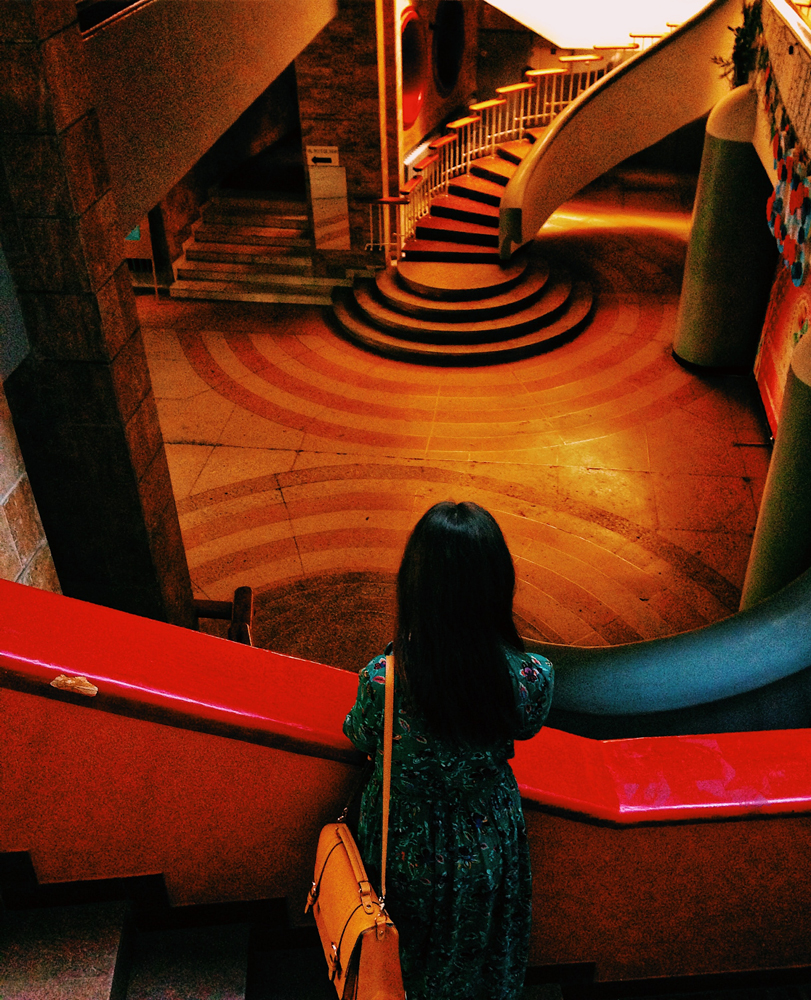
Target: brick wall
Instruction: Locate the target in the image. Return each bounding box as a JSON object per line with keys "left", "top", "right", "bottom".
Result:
{"left": 296, "top": 0, "right": 400, "bottom": 252}
{"left": 0, "top": 384, "right": 60, "bottom": 593}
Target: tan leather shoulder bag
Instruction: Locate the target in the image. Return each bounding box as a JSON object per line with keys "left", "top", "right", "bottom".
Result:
{"left": 306, "top": 650, "right": 405, "bottom": 1000}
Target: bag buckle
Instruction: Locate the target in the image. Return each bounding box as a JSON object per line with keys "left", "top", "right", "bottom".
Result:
{"left": 327, "top": 941, "right": 340, "bottom": 979}
{"left": 358, "top": 879, "right": 375, "bottom": 915}
{"left": 304, "top": 881, "right": 317, "bottom": 913}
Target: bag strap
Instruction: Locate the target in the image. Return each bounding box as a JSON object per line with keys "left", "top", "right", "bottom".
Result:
{"left": 381, "top": 644, "right": 395, "bottom": 906}
{"left": 336, "top": 756, "right": 373, "bottom": 825}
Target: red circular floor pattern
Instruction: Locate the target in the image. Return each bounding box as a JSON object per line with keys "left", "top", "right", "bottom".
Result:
{"left": 148, "top": 217, "right": 769, "bottom": 662}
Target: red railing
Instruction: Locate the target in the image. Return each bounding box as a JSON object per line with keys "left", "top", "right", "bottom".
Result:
{"left": 2, "top": 578, "right": 811, "bottom": 980}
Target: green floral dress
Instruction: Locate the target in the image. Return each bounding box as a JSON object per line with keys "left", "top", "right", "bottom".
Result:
{"left": 343, "top": 647, "right": 554, "bottom": 1000}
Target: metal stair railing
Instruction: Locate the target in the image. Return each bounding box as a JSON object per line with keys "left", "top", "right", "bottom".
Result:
{"left": 366, "top": 52, "right": 622, "bottom": 260}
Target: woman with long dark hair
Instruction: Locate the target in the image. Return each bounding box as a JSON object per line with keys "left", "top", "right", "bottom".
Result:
{"left": 343, "top": 501, "right": 553, "bottom": 1000}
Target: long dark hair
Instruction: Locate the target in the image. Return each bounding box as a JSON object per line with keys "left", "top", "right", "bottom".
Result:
{"left": 394, "top": 500, "right": 524, "bottom": 745}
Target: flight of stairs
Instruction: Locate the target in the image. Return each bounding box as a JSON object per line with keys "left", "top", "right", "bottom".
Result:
{"left": 0, "top": 873, "right": 569, "bottom": 1000}
{"left": 5, "top": 885, "right": 811, "bottom": 1000}
{"left": 0, "top": 901, "right": 340, "bottom": 1000}
{"left": 332, "top": 127, "right": 594, "bottom": 365}
{"left": 0, "top": 864, "right": 336, "bottom": 1000}
{"left": 170, "top": 191, "right": 370, "bottom": 306}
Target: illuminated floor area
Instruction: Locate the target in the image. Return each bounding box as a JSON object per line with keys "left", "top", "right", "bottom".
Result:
{"left": 138, "top": 193, "right": 772, "bottom": 670}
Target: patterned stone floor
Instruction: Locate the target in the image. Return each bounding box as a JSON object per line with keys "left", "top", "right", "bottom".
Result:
{"left": 138, "top": 192, "right": 772, "bottom": 670}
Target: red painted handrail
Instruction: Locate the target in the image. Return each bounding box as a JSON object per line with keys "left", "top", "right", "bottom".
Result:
{"left": 2, "top": 579, "right": 811, "bottom": 825}
{"left": 0, "top": 580, "right": 358, "bottom": 763}
{"left": 5, "top": 579, "right": 811, "bottom": 980}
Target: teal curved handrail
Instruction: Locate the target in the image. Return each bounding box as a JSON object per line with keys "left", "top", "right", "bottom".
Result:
{"left": 499, "top": 0, "right": 739, "bottom": 258}
{"left": 525, "top": 564, "right": 811, "bottom": 715}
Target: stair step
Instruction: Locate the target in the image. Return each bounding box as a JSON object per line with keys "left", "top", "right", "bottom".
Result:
{"left": 184, "top": 242, "right": 313, "bottom": 268}
{"left": 525, "top": 127, "right": 548, "bottom": 143}
{"left": 497, "top": 140, "right": 534, "bottom": 164}
{"left": 198, "top": 201, "right": 305, "bottom": 221}
{"left": 0, "top": 902, "right": 128, "bottom": 999}
{"left": 401, "top": 239, "right": 502, "bottom": 263}
{"left": 376, "top": 260, "right": 549, "bottom": 320}
{"left": 197, "top": 216, "right": 313, "bottom": 241}
{"left": 250, "top": 944, "right": 334, "bottom": 1000}
{"left": 415, "top": 214, "right": 500, "bottom": 248}
{"left": 469, "top": 155, "right": 517, "bottom": 186}
{"left": 126, "top": 923, "right": 250, "bottom": 1000}
{"left": 175, "top": 257, "right": 344, "bottom": 286}
{"left": 208, "top": 191, "right": 309, "bottom": 218}
{"left": 430, "top": 194, "right": 500, "bottom": 228}
{"left": 194, "top": 222, "right": 312, "bottom": 246}
{"left": 396, "top": 257, "right": 528, "bottom": 300}
{"left": 332, "top": 279, "right": 593, "bottom": 365}
{"left": 447, "top": 173, "right": 505, "bottom": 207}
{"left": 352, "top": 269, "right": 573, "bottom": 343}
{"left": 170, "top": 279, "right": 336, "bottom": 305}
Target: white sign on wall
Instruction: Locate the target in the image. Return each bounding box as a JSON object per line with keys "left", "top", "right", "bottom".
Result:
{"left": 308, "top": 164, "right": 350, "bottom": 250}
{"left": 306, "top": 145, "right": 340, "bottom": 166}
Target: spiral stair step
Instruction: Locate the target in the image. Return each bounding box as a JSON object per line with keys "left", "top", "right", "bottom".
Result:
{"left": 401, "top": 240, "right": 502, "bottom": 263}
{"left": 446, "top": 174, "right": 505, "bottom": 207}
{"left": 497, "top": 139, "right": 535, "bottom": 164}
{"left": 352, "top": 268, "right": 572, "bottom": 343}
{"left": 414, "top": 214, "right": 500, "bottom": 247}
{"left": 429, "top": 194, "right": 500, "bottom": 228}
{"left": 469, "top": 155, "right": 518, "bottom": 186}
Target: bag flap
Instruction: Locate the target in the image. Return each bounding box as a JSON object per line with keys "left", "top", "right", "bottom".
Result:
{"left": 312, "top": 846, "right": 379, "bottom": 944}
{"left": 312, "top": 823, "right": 368, "bottom": 888}
{"left": 326, "top": 908, "right": 400, "bottom": 996}
{"left": 342, "top": 920, "right": 404, "bottom": 1000}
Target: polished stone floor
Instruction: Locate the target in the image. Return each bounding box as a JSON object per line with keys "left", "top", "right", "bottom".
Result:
{"left": 138, "top": 191, "right": 772, "bottom": 669}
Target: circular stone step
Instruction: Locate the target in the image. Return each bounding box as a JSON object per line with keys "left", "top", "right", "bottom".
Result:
{"left": 353, "top": 270, "right": 573, "bottom": 344}
{"left": 376, "top": 260, "right": 550, "bottom": 321}
{"left": 397, "top": 257, "right": 528, "bottom": 301}
{"left": 332, "top": 280, "right": 593, "bottom": 366}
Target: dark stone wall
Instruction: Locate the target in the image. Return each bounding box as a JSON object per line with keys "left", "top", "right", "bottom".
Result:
{"left": 476, "top": 4, "right": 534, "bottom": 103}
{"left": 0, "top": 1, "right": 193, "bottom": 625}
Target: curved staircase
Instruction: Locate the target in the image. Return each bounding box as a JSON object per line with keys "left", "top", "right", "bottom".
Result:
{"left": 333, "top": 127, "right": 594, "bottom": 365}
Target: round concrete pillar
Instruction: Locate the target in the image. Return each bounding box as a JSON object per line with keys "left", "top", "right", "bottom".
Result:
{"left": 673, "top": 86, "right": 776, "bottom": 370}
{"left": 741, "top": 332, "right": 811, "bottom": 609}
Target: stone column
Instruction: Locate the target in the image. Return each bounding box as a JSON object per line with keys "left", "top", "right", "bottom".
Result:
{"left": 673, "top": 86, "right": 776, "bottom": 370}
{"left": 0, "top": 1, "right": 194, "bottom": 626}
{"left": 740, "top": 332, "right": 811, "bottom": 609}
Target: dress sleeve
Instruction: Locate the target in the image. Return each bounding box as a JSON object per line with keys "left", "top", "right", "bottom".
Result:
{"left": 512, "top": 653, "right": 554, "bottom": 740}
{"left": 343, "top": 656, "right": 386, "bottom": 754}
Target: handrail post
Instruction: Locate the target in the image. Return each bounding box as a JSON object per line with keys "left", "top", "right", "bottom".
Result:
{"left": 375, "top": 0, "right": 392, "bottom": 255}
